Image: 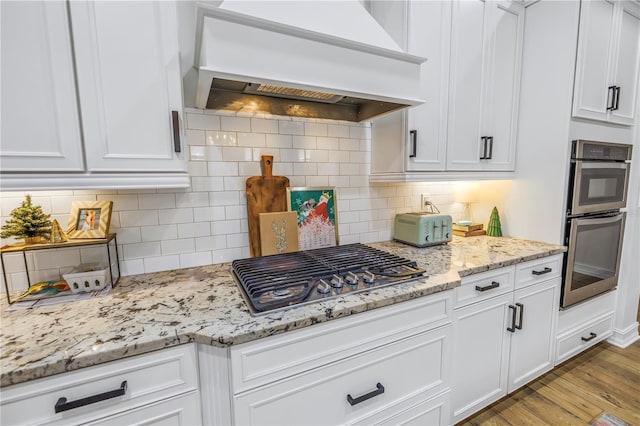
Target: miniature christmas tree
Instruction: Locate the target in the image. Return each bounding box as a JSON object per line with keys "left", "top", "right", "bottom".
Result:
{"left": 487, "top": 206, "right": 503, "bottom": 237}
{"left": 0, "top": 195, "right": 52, "bottom": 243}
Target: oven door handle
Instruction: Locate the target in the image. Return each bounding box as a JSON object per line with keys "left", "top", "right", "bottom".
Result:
{"left": 578, "top": 162, "right": 629, "bottom": 170}
{"left": 572, "top": 212, "right": 625, "bottom": 226}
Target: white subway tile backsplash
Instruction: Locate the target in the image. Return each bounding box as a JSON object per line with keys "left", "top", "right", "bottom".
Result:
{"left": 238, "top": 132, "right": 266, "bottom": 147}
{"left": 138, "top": 194, "right": 176, "bottom": 210}
{"left": 144, "top": 255, "right": 180, "bottom": 273}
{"left": 161, "top": 238, "right": 195, "bottom": 255}
{"left": 251, "top": 118, "right": 279, "bottom": 134}
{"left": 120, "top": 210, "right": 159, "bottom": 227}
{"left": 0, "top": 110, "right": 489, "bottom": 283}
{"left": 266, "top": 134, "right": 293, "bottom": 148}
{"left": 187, "top": 112, "right": 220, "bottom": 130}
{"left": 278, "top": 120, "right": 304, "bottom": 135}
{"left": 123, "top": 242, "right": 161, "bottom": 259}
{"left": 206, "top": 131, "right": 237, "bottom": 146}
{"left": 207, "top": 162, "right": 239, "bottom": 177}
{"left": 177, "top": 222, "right": 211, "bottom": 238}
{"left": 328, "top": 124, "right": 350, "bottom": 138}
{"left": 191, "top": 177, "right": 225, "bottom": 192}
{"left": 221, "top": 116, "right": 251, "bottom": 132}
{"left": 222, "top": 147, "right": 253, "bottom": 161}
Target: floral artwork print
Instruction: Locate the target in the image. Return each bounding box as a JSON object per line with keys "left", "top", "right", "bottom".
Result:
{"left": 288, "top": 188, "right": 337, "bottom": 250}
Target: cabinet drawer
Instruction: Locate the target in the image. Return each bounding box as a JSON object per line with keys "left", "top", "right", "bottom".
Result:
{"left": 0, "top": 344, "right": 198, "bottom": 426}
{"left": 558, "top": 290, "right": 616, "bottom": 334}
{"left": 231, "top": 292, "right": 453, "bottom": 393}
{"left": 454, "top": 267, "right": 514, "bottom": 308}
{"left": 233, "top": 325, "right": 451, "bottom": 426}
{"left": 515, "top": 255, "right": 562, "bottom": 289}
{"left": 556, "top": 313, "right": 614, "bottom": 364}
{"left": 352, "top": 390, "right": 450, "bottom": 426}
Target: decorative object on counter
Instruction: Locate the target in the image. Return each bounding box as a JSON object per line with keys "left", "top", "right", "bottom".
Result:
{"left": 454, "top": 181, "right": 481, "bottom": 224}
{"left": 487, "top": 207, "right": 503, "bottom": 237}
{"left": 49, "top": 219, "right": 68, "bottom": 243}
{"left": 287, "top": 187, "right": 338, "bottom": 250}
{"left": 452, "top": 222, "right": 486, "bottom": 237}
{"left": 63, "top": 263, "right": 111, "bottom": 293}
{"left": 0, "top": 194, "right": 52, "bottom": 244}
{"left": 66, "top": 200, "right": 113, "bottom": 239}
{"left": 1, "top": 234, "right": 120, "bottom": 305}
{"left": 12, "top": 280, "right": 71, "bottom": 302}
{"left": 258, "top": 211, "right": 299, "bottom": 256}
{"left": 246, "top": 155, "right": 290, "bottom": 257}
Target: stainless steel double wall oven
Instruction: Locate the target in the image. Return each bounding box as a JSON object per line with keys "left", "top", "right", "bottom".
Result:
{"left": 562, "top": 140, "right": 632, "bottom": 308}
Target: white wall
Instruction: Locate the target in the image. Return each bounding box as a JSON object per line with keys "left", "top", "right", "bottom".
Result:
{"left": 1, "top": 109, "right": 509, "bottom": 293}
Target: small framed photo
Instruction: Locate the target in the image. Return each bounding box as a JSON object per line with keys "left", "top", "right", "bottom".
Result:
{"left": 287, "top": 187, "right": 338, "bottom": 250}
{"left": 67, "top": 201, "right": 113, "bottom": 239}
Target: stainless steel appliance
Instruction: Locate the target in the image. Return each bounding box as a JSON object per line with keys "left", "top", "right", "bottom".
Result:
{"left": 562, "top": 140, "right": 632, "bottom": 308}
{"left": 393, "top": 213, "right": 453, "bottom": 247}
{"left": 231, "top": 243, "right": 425, "bottom": 315}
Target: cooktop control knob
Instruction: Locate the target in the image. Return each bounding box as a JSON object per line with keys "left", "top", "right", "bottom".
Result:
{"left": 346, "top": 271, "right": 359, "bottom": 285}
{"left": 363, "top": 271, "right": 376, "bottom": 285}
{"left": 317, "top": 280, "right": 331, "bottom": 295}
{"left": 330, "top": 274, "right": 344, "bottom": 288}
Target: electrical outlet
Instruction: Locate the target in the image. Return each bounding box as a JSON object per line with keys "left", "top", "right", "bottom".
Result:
{"left": 420, "top": 194, "right": 430, "bottom": 211}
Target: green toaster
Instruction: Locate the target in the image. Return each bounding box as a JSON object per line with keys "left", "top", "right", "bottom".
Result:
{"left": 393, "top": 212, "right": 453, "bottom": 247}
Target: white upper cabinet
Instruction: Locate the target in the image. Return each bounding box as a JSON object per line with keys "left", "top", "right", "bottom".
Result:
{"left": 0, "top": 1, "right": 188, "bottom": 191}
{"left": 70, "top": 1, "right": 186, "bottom": 173}
{"left": 572, "top": 0, "right": 640, "bottom": 126}
{"left": 0, "top": 1, "right": 84, "bottom": 172}
{"left": 370, "top": 0, "right": 523, "bottom": 181}
{"left": 446, "top": 0, "right": 523, "bottom": 171}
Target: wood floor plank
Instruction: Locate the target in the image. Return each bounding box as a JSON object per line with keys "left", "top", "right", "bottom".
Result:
{"left": 459, "top": 339, "right": 640, "bottom": 426}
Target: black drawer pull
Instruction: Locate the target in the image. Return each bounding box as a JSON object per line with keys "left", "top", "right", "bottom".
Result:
{"left": 607, "top": 85, "right": 616, "bottom": 110}
{"left": 581, "top": 332, "right": 597, "bottom": 342}
{"left": 532, "top": 267, "right": 552, "bottom": 276}
{"left": 347, "top": 382, "right": 384, "bottom": 406}
{"left": 515, "top": 302, "right": 524, "bottom": 330}
{"left": 475, "top": 281, "right": 500, "bottom": 292}
{"left": 507, "top": 305, "right": 517, "bottom": 333}
{"left": 172, "top": 110, "right": 181, "bottom": 153}
{"left": 55, "top": 381, "right": 127, "bottom": 413}
{"left": 409, "top": 130, "right": 417, "bottom": 158}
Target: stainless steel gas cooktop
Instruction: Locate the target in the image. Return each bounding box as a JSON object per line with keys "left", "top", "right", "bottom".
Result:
{"left": 231, "top": 244, "right": 426, "bottom": 315}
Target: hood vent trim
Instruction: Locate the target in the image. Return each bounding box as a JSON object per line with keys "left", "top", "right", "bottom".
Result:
{"left": 195, "top": 2, "right": 426, "bottom": 122}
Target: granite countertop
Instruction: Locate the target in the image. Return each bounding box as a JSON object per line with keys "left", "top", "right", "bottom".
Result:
{"left": 0, "top": 236, "right": 565, "bottom": 387}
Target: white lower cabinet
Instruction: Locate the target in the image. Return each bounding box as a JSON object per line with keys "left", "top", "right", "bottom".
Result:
{"left": 0, "top": 344, "right": 201, "bottom": 426}
{"left": 226, "top": 292, "right": 454, "bottom": 426}
{"left": 451, "top": 255, "right": 561, "bottom": 423}
{"left": 556, "top": 290, "right": 616, "bottom": 364}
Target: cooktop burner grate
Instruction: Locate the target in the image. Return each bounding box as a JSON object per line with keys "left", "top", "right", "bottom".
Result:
{"left": 231, "top": 243, "right": 426, "bottom": 315}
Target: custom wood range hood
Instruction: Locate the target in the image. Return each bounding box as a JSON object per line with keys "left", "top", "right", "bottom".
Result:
{"left": 194, "top": 0, "right": 426, "bottom": 122}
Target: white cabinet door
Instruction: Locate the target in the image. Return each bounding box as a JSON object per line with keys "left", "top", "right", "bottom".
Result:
{"left": 405, "top": 0, "right": 450, "bottom": 171}
{"left": 70, "top": 0, "right": 186, "bottom": 172}
{"left": 508, "top": 279, "right": 559, "bottom": 392}
{"left": 573, "top": 0, "right": 640, "bottom": 125}
{"left": 609, "top": 1, "right": 640, "bottom": 125}
{"left": 0, "top": 1, "right": 84, "bottom": 172}
{"left": 451, "top": 292, "right": 512, "bottom": 424}
{"left": 447, "top": 0, "right": 522, "bottom": 172}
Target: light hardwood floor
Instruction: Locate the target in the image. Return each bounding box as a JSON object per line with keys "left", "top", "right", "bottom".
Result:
{"left": 459, "top": 313, "right": 640, "bottom": 425}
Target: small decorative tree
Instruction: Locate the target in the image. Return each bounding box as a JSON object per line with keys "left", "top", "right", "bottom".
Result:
{"left": 0, "top": 195, "right": 52, "bottom": 244}
{"left": 487, "top": 206, "right": 503, "bottom": 237}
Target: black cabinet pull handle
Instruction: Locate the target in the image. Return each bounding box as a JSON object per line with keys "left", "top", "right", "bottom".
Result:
{"left": 532, "top": 267, "right": 552, "bottom": 276}
{"left": 172, "top": 110, "right": 181, "bottom": 153}
{"left": 409, "top": 130, "right": 417, "bottom": 158}
{"left": 486, "top": 136, "right": 493, "bottom": 159}
{"left": 507, "top": 305, "right": 517, "bottom": 332}
{"left": 480, "top": 136, "right": 488, "bottom": 159}
{"left": 347, "top": 382, "right": 385, "bottom": 406}
{"left": 614, "top": 86, "right": 621, "bottom": 111}
{"left": 515, "top": 302, "right": 524, "bottom": 330}
{"left": 55, "top": 381, "right": 127, "bottom": 413}
{"left": 607, "top": 85, "right": 616, "bottom": 111}
{"left": 475, "top": 281, "right": 500, "bottom": 292}
{"left": 581, "top": 332, "right": 597, "bottom": 342}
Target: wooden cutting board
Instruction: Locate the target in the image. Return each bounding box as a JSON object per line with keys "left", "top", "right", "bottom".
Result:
{"left": 246, "top": 155, "right": 290, "bottom": 257}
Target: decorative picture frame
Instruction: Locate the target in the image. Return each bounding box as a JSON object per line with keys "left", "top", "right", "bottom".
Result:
{"left": 286, "top": 187, "right": 338, "bottom": 250}
{"left": 67, "top": 201, "right": 113, "bottom": 239}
